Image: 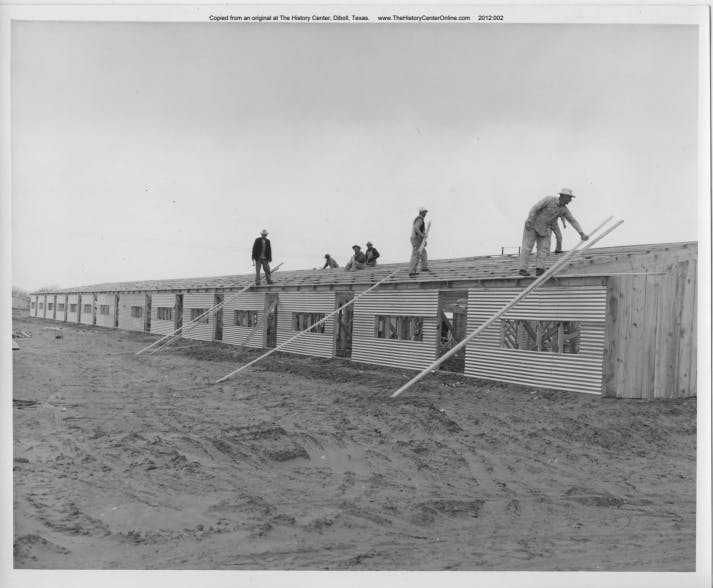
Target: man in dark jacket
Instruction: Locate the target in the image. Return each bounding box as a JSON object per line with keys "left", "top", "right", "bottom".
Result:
{"left": 252, "top": 229, "right": 273, "bottom": 285}
{"left": 365, "top": 241, "right": 380, "bottom": 267}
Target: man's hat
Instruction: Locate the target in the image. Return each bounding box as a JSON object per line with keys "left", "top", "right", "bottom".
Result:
{"left": 260, "top": 229, "right": 268, "bottom": 235}
{"left": 419, "top": 207, "right": 428, "bottom": 213}
{"left": 352, "top": 244, "right": 361, "bottom": 250}
{"left": 324, "top": 254, "right": 330, "bottom": 258}
{"left": 366, "top": 241, "right": 373, "bottom": 246}
{"left": 558, "top": 188, "right": 575, "bottom": 198}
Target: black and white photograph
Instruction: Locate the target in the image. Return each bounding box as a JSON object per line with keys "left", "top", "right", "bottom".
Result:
{"left": 2, "top": 2, "right": 711, "bottom": 586}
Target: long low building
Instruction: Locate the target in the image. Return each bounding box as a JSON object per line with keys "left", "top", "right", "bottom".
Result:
{"left": 29, "top": 241, "right": 698, "bottom": 399}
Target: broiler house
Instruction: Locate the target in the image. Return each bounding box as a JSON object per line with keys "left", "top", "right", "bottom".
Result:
{"left": 30, "top": 242, "right": 697, "bottom": 399}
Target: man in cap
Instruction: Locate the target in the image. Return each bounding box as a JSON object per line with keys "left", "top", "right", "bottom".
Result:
{"left": 322, "top": 254, "right": 339, "bottom": 269}
{"left": 365, "top": 241, "right": 380, "bottom": 267}
{"left": 345, "top": 245, "right": 366, "bottom": 271}
{"left": 252, "top": 229, "right": 273, "bottom": 285}
{"left": 519, "top": 188, "right": 588, "bottom": 277}
{"left": 409, "top": 207, "right": 430, "bottom": 277}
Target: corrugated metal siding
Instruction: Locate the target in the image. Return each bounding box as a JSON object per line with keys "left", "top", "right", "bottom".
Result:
{"left": 151, "top": 293, "right": 177, "bottom": 336}
{"left": 276, "top": 292, "right": 336, "bottom": 358}
{"left": 118, "top": 294, "right": 146, "bottom": 332}
{"left": 95, "top": 294, "right": 116, "bottom": 328}
{"left": 79, "top": 294, "right": 95, "bottom": 325}
{"left": 66, "top": 294, "right": 79, "bottom": 323}
{"left": 223, "top": 292, "right": 266, "bottom": 348}
{"left": 182, "top": 293, "right": 216, "bottom": 341}
{"left": 351, "top": 290, "right": 439, "bottom": 369}
{"left": 465, "top": 286, "right": 607, "bottom": 395}
{"left": 352, "top": 290, "right": 439, "bottom": 317}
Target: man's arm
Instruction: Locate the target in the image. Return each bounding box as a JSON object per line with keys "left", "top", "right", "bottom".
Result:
{"left": 561, "top": 209, "right": 587, "bottom": 239}
{"left": 414, "top": 217, "right": 425, "bottom": 238}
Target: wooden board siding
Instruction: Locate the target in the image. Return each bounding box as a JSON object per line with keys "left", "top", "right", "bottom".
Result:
{"left": 30, "top": 295, "right": 38, "bottom": 317}
{"left": 78, "top": 294, "right": 94, "bottom": 325}
{"left": 182, "top": 293, "right": 216, "bottom": 342}
{"left": 151, "top": 293, "right": 177, "bottom": 336}
{"left": 351, "top": 290, "right": 439, "bottom": 370}
{"left": 604, "top": 261, "right": 697, "bottom": 399}
{"left": 223, "top": 292, "right": 266, "bottom": 349}
{"left": 64, "top": 294, "right": 79, "bottom": 323}
{"left": 95, "top": 294, "right": 116, "bottom": 328}
{"left": 465, "top": 287, "right": 607, "bottom": 395}
{"left": 118, "top": 294, "right": 146, "bottom": 332}
{"left": 275, "top": 292, "right": 336, "bottom": 358}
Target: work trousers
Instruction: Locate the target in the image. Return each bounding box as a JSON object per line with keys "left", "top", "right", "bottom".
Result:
{"left": 409, "top": 237, "right": 428, "bottom": 273}
{"left": 255, "top": 258, "right": 271, "bottom": 284}
{"left": 519, "top": 226, "right": 551, "bottom": 271}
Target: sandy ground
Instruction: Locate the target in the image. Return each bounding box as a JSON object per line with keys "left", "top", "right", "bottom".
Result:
{"left": 12, "top": 314, "right": 696, "bottom": 570}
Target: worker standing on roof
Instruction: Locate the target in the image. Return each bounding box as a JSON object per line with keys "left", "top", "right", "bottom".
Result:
{"left": 409, "top": 207, "right": 430, "bottom": 277}
{"left": 519, "top": 188, "right": 588, "bottom": 277}
{"left": 252, "top": 229, "right": 273, "bottom": 285}
{"left": 365, "top": 241, "right": 380, "bottom": 267}
{"left": 322, "top": 254, "right": 339, "bottom": 269}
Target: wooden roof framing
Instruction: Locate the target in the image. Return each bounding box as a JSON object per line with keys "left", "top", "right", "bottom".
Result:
{"left": 35, "top": 241, "right": 697, "bottom": 295}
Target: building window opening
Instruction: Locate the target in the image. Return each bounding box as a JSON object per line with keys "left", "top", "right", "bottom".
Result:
{"left": 374, "top": 315, "right": 424, "bottom": 341}
{"left": 69, "top": 304, "right": 77, "bottom": 312}
{"left": 292, "top": 312, "right": 326, "bottom": 333}
{"left": 190, "top": 308, "right": 210, "bottom": 324}
{"left": 83, "top": 304, "right": 92, "bottom": 314}
{"left": 57, "top": 303, "right": 65, "bottom": 311}
{"left": 100, "top": 305, "right": 111, "bottom": 315}
{"left": 130, "top": 306, "right": 143, "bottom": 318}
{"left": 157, "top": 307, "right": 173, "bottom": 321}
{"left": 235, "top": 310, "right": 258, "bottom": 327}
{"left": 501, "top": 319, "right": 581, "bottom": 354}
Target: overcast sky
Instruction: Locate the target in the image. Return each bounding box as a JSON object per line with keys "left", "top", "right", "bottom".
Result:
{"left": 11, "top": 21, "right": 700, "bottom": 291}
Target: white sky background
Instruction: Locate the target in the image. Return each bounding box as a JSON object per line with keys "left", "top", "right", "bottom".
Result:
{"left": 11, "top": 21, "right": 699, "bottom": 291}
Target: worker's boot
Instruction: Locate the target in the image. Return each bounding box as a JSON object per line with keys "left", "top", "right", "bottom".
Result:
{"left": 518, "top": 269, "right": 530, "bottom": 276}
{"left": 535, "top": 268, "right": 545, "bottom": 276}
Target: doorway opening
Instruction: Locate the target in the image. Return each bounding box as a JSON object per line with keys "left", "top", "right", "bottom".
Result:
{"left": 335, "top": 292, "right": 354, "bottom": 358}
{"left": 437, "top": 290, "right": 468, "bottom": 373}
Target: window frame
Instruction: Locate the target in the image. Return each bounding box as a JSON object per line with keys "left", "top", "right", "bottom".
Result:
{"left": 292, "top": 312, "right": 326, "bottom": 334}
{"left": 500, "top": 319, "right": 581, "bottom": 354}
{"left": 374, "top": 315, "right": 424, "bottom": 342}
{"left": 190, "top": 308, "right": 210, "bottom": 324}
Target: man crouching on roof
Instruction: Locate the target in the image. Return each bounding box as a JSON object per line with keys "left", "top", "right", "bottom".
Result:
{"left": 345, "top": 245, "right": 366, "bottom": 271}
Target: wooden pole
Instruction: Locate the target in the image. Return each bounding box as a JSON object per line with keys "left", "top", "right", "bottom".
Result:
{"left": 390, "top": 217, "right": 622, "bottom": 399}
{"left": 215, "top": 267, "right": 403, "bottom": 383}
{"left": 136, "top": 263, "right": 283, "bottom": 355}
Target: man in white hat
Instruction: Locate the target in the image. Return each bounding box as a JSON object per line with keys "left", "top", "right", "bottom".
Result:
{"left": 409, "top": 207, "right": 430, "bottom": 276}
{"left": 345, "top": 244, "right": 366, "bottom": 271}
{"left": 519, "top": 188, "right": 588, "bottom": 276}
{"left": 252, "top": 229, "right": 273, "bottom": 285}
